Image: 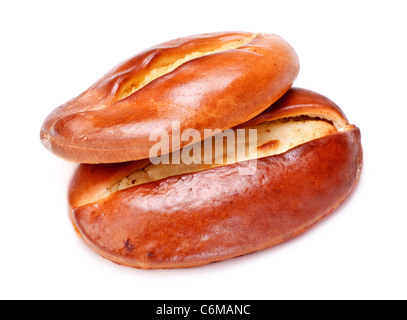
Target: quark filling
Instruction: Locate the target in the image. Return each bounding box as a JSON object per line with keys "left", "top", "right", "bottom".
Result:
{"left": 117, "top": 34, "right": 257, "bottom": 101}
{"left": 106, "top": 117, "right": 338, "bottom": 195}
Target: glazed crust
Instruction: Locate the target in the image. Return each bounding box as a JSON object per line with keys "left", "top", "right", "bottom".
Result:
{"left": 41, "top": 32, "right": 300, "bottom": 163}
{"left": 236, "top": 87, "right": 348, "bottom": 129}
{"left": 68, "top": 88, "right": 363, "bottom": 269}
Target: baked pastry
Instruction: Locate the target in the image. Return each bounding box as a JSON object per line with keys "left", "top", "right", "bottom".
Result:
{"left": 40, "top": 32, "right": 300, "bottom": 163}
{"left": 68, "top": 88, "right": 363, "bottom": 269}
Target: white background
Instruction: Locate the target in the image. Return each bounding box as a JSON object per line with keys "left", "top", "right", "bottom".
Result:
{"left": 1, "top": 0, "right": 406, "bottom": 300}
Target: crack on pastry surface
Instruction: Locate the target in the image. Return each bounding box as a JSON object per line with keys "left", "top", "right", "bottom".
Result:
{"left": 103, "top": 115, "right": 339, "bottom": 198}
{"left": 117, "top": 35, "right": 257, "bottom": 101}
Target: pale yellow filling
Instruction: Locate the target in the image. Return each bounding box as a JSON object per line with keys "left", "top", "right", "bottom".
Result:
{"left": 118, "top": 36, "right": 256, "bottom": 100}
{"left": 107, "top": 118, "right": 337, "bottom": 195}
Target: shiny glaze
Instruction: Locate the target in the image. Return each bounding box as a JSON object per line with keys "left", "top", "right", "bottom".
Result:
{"left": 41, "top": 32, "right": 299, "bottom": 163}
{"left": 68, "top": 89, "right": 363, "bottom": 269}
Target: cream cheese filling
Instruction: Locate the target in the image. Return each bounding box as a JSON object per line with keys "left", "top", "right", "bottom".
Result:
{"left": 118, "top": 35, "right": 257, "bottom": 101}
{"left": 106, "top": 117, "right": 337, "bottom": 196}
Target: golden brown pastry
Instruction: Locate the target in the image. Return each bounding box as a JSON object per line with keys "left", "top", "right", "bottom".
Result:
{"left": 68, "top": 88, "right": 363, "bottom": 269}
{"left": 40, "top": 32, "right": 300, "bottom": 163}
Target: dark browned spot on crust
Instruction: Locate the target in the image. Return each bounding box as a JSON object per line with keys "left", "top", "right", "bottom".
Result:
{"left": 124, "top": 239, "right": 135, "bottom": 252}
{"left": 276, "top": 115, "right": 335, "bottom": 126}
{"left": 257, "top": 140, "right": 280, "bottom": 152}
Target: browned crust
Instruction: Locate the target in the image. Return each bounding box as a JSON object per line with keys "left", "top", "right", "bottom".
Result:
{"left": 235, "top": 87, "right": 348, "bottom": 129}
{"left": 68, "top": 159, "right": 150, "bottom": 214}
{"left": 68, "top": 88, "right": 363, "bottom": 269}
{"left": 41, "top": 32, "right": 300, "bottom": 164}
{"left": 71, "top": 127, "right": 362, "bottom": 269}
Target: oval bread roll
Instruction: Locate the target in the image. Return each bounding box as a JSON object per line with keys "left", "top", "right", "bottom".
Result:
{"left": 41, "top": 32, "right": 300, "bottom": 163}
{"left": 68, "top": 88, "right": 363, "bottom": 269}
